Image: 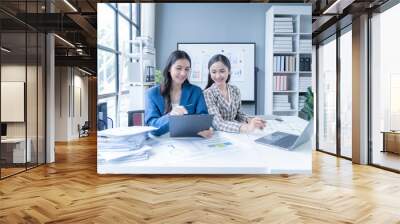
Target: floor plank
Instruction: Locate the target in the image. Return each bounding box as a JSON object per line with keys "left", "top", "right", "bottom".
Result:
{"left": 0, "top": 135, "right": 400, "bottom": 223}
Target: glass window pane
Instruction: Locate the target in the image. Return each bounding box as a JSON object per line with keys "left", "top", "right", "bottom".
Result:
{"left": 1, "top": 32, "right": 27, "bottom": 177}
{"left": 340, "top": 28, "right": 352, "bottom": 158}
{"left": 132, "top": 24, "right": 138, "bottom": 39}
{"left": 132, "top": 3, "right": 138, "bottom": 25}
{"left": 27, "top": 32, "right": 38, "bottom": 169}
{"left": 118, "top": 94, "right": 130, "bottom": 127}
{"left": 118, "top": 16, "right": 130, "bottom": 54}
{"left": 371, "top": 4, "right": 400, "bottom": 171}
{"left": 98, "top": 96, "right": 116, "bottom": 130}
{"left": 318, "top": 35, "right": 337, "bottom": 155}
{"left": 98, "top": 49, "right": 116, "bottom": 95}
{"left": 98, "top": 3, "right": 116, "bottom": 49}
{"left": 119, "top": 54, "right": 130, "bottom": 92}
{"left": 38, "top": 33, "right": 46, "bottom": 165}
{"left": 118, "top": 3, "right": 130, "bottom": 18}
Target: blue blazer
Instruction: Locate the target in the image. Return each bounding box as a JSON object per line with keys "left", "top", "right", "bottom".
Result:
{"left": 144, "top": 82, "right": 208, "bottom": 136}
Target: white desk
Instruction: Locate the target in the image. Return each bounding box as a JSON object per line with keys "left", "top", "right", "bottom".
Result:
{"left": 98, "top": 116, "right": 312, "bottom": 174}
{"left": 1, "top": 138, "right": 32, "bottom": 163}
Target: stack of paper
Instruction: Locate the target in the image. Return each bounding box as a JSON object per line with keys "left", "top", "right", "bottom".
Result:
{"left": 98, "top": 146, "right": 151, "bottom": 164}
{"left": 273, "top": 95, "right": 292, "bottom": 111}
{"left": 274, "top": 17, "right": 294, "bottom": 33}
{"left": 98, "top": 126, "right": 157, "bottom": 163}
{"left": 299, "top": 39, "right": 312, "bottom": 52}
{"left": 299, "top": 77, "right": 312, "bottom": 92}
{"left": 274, "top": 36, "right": 293, "bottom": 52}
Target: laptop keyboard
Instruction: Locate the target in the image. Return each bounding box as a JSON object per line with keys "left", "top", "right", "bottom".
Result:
{"left": 272, "top": 134, "right": 299, "bottom": 148}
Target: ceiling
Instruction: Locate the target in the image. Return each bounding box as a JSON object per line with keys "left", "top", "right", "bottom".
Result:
{"left": 1, "top": 0, "right": 394, "bottom": 74}
{"left": 308, "top": 0, "right": 390, "bottom": 43}
{"left": 0, "top": 0, "right": 97, "bottom": 74}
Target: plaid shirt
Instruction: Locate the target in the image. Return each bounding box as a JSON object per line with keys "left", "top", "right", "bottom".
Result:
{"left": 203, "top": 83, "right": 248, "bottom": 133}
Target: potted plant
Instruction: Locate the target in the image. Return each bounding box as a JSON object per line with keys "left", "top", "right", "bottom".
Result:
{"left": 299, "top": 87, "right": 314, "bottom": 121}
{"left": 154, "top": 69, "right": 163, "bottom": 84}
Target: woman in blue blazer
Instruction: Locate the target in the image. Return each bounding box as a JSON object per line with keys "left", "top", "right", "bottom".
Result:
{"left": 145, "top": 50, "right": 212, "bottom": 137}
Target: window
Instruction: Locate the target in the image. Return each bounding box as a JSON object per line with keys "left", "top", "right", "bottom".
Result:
{"left": 118, "top": 3, "right": 130, "bottom": 18}
{"left": 340, "top": 26, "right": 352, "bottom": 158}
{"left": 132, "top": 3, "right": 138, "bottom": 25}
{"left": 370, "top": 3, "right": 400, "bottom": 171}
{"left": 97, "top": 3, "right": 140, "bottom": 129}
{"left": 98, "top": 4, "right": 116, "bottom": 49}
{"left": 317, "top": 35, "right": 337, "bottom": 155}
{"left": 97, "top": 49, "right": 116, "bottom": 95}
{"left": 118, "top": 16, "right": 131, "bottom": 54}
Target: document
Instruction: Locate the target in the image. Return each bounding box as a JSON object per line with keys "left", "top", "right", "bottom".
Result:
{"left": 98, "top": 145, "right": 152, "bottom": 164}
{"left": 98, "top": 126, "right": 157, "bottom": 151}
{"left": 97, "top": 126, "right": 157, "bottom": 138}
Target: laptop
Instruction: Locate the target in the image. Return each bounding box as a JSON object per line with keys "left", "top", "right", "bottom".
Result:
{"left": 169, "top": 114, "right": 214, "bottom": 137}
{"left": 255, "top": 119, "right": 313, "bottom": 150}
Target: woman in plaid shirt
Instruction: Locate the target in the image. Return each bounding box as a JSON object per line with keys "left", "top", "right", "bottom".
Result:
{"left": 204, "top": 54, "right": 266, "bottom": 133}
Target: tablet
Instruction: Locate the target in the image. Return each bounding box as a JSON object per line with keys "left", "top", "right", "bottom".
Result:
{"left": 169, "top": 114, "right": 214, "bottom": 137}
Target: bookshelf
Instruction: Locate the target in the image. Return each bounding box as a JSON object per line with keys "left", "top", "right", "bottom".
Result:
{"left": 265, "top": 5, "right": 312, "bottom": 116}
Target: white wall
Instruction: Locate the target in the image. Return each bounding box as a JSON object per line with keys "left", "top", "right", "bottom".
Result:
{"left": 1, "top": 65, "right": 27, "bottom": 138}
{"left": 55, "top": 67, "right": 89, "bottom": 141}
{"left": 1, "top": 64, "right": 46, "bottom": 164}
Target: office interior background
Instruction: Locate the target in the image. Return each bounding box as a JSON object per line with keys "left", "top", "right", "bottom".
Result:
{"left": 1, "top": 0, "right": 400, "bottom": 222}
{"left": 98, "top": 3, "right": 312, "bottom": 126}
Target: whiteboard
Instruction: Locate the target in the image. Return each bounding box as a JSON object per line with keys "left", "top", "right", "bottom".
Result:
{"left": 1, "top": 82, "right": 25, "bottom": 122}
{"left": 177, "top": 43, "right": 255, "bottom": 101}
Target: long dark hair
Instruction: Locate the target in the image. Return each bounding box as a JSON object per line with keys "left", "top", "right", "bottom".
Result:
{"left": 160, "top": 50, "right": 191, "bottom": 113}
{"left": 205, "top": 54, "right": 231, "bottom": 89}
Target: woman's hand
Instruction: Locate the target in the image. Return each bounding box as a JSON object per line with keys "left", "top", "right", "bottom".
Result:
{"left": 169, "top": 106, "right": 188, "bottom": 116}
{"left": 249, "top": 117, "right": 266, "bottom": 130}
{"left": 240, "top": 117, "right": 266, "bottom": 133}
{"left": 198, "top": 127, "right": 213, "bottom": 138}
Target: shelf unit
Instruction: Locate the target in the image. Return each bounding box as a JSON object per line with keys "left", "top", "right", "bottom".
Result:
{"left": 265, "top": 5, "right": 312, "bottom": 116}
{"left": 120, "top": 36, "right": 156, "bottom": 112}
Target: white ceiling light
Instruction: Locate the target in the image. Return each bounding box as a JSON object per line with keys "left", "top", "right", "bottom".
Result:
{"left": 1, "top": 47, "right": 11, "bottom": 53}
{"left": 54, "top": 34, "right": 75, "bottom": 48}
{"left": 78, "top": 67, "right": 92, "bottom": 76}
{"left": 323, "top": 0, "right": 355, "bottom": 15}
{"left": 63, "top": 0, "right": 78, "bottom": 12}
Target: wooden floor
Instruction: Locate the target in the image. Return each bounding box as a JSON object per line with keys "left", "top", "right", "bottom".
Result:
{"left": 373, "top": 150, "right": 400, "bottom": 171}
{"left": 1, "top": 136, "right": 400, "bottom": 223}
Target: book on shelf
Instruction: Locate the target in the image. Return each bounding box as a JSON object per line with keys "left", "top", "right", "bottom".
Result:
{"left": 299, "top": 77, "right": 312, "bottom": 92}
{"left": 274, "top": 37, "right": 293, "bottom": 51}
{"left": 299, "top": 95, "right": 307, "bottom": 109}
{"left": 273, "top": 56, "right": 296, "bottom": 72}
{"left": 299, "top": 39, "right": 312, "bottom": 52}
{"left": 273, "top": 75, "right": 289, "bottom": 91}
{"left": 273, "top": 104, "right": 292, "bottom": 110}
{"left": 274, "top": 19, "right": 294, "bottom": 33}
{"left": 274, "top": 17, "right": 294, "bottom": 22}
{"left": 144, "top": 65, "right": 155, "bottom": 82}
{"left": 299, "top": 57, "right": 311, "bottom": 71}
{"left": 273, "top": 96, "right": 289, "bottom": 101}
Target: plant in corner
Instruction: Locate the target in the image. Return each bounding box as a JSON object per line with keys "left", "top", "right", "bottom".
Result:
{"left": 154, "top": 69, "right": 163, "bottom": 84}
{"left": 299, "top": 87, "right": 314, "bottom": 121}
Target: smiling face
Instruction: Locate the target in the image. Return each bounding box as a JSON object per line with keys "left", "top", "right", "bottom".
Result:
{"left": 209, "top": 61, "right": 230, "bottom": 87}
{"left": 169, "top": 59, "right": 191, "bottom": 86}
